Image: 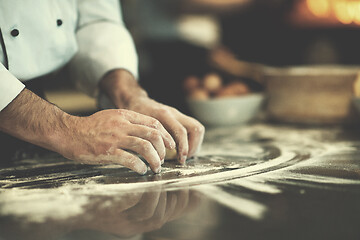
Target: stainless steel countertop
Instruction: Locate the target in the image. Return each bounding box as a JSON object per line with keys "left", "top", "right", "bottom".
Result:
{"left": 0, "top": 123, "right": 360, "bottom": 240}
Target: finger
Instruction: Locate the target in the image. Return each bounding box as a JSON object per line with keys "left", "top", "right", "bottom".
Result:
{"left": 153, "top": 191, "right": 167, "bottom": 221}
{"left": 186, "top": 191, "right": 202, "bottom": 212}
{"left": 159, "top": 119, "right": 189, "bottom": 164}
{"left": 106, "top": 149, "right": 148, "bottom": 175}
{"left": 119, "top": 136, "right": 162, "bottom": 173}
{"left": 168, "top": 189, "right": 190, "bottom": 221}
{"left": 149, "top": 191, "right": 168, "bottom": 227}
{"left": 122, "top": 110, "right": 176, "bottom": 149}
{"left": 113, "top": 191, "right": 145, "bottom": 212}
{"left": 125, "top": 190, "right": 162, "bottom": 221}
{"left": 127, "top": 125, "right": 166, "bottom": 162}
{"left": 178, "top": 115, "right": 205, "bottom": 158}
{"left": 164, "top": 192, "right": 178, "bottom": 221}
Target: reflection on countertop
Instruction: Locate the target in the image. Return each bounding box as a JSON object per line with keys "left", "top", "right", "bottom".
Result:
{"left": 1, "top": 123, "right": 360, "bottom": 240}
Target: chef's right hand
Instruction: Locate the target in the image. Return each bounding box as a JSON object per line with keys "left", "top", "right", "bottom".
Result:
{"left": 59, "top": 109, "right": 176, "bottom": 174}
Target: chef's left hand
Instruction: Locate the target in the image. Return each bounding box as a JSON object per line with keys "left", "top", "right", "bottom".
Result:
{"left": 99, "top": 69, "right": 205, "bottom": 164}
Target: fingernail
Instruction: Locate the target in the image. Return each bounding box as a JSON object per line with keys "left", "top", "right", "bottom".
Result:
{"left": 181, "top": 155, "right": 187, "bottom": 164}
{"left": 155, "top": 166, "right": 162, "bottom": 174}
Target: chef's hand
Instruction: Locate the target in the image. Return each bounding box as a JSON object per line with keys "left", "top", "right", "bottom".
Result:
{"left": 100, "top": 69, "right": 205, "bottom": 164}
{"left": 60, "top": 109, "right": 176, "bottom": 174}
{"left": 0, "top": 89, "right": 175, "bottom": 175}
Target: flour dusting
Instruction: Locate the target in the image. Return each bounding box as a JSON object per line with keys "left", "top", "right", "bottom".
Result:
{"left": 1, "top": 124, "right": 359, "bottom": 224}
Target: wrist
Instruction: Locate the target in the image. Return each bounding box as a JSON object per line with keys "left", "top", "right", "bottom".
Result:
{"left": 99, "top": 69, "right": 148, "bottom": 109}
{"left": 46, "top": 110, "right": 79, "bottom": 156}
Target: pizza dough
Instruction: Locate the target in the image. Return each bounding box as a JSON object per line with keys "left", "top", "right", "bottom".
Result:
{"left": 165, "top": 148, "right": 178, "bottom": 160}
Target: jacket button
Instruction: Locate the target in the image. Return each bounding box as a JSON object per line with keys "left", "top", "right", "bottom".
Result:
{"left": 10, "top": 29, "right": 19, "bottom": 37}
{"left": 57, "top": 19, "right": 63, "bottom": 26}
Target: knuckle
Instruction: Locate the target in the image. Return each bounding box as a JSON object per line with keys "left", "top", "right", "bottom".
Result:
{"left": 176, "top": 127, "right": 187, "bottom": 138}
{"left": 116, "top": 109, "right": 126, "bottom": 116}
{"left": 141, "top": 141, "right": 153, "bottom": 153}
{"left": 168, "top": 106, "right": 179, "bottom": 114}
{"left": 185, "top": 118, "right": 205, "bottom": 136}
{"left": 149, "top": 130, "right": 162, "bottom": 141}
{"left": 158, "top": 108, "right": 170, "bottom": 117}
{"left": 151, "top": 119, "right": 162, "bottom": 129}
{"left": 127, "top": 156, "right": 138, "bottom": 167}
{"left": 116, "top": 109, "right": 133, "bottom": 120}
{"left": 195, "top": 123, "right": 205, "bottom": 135}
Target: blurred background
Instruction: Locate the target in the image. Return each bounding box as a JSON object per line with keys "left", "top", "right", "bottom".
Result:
{"left": 45, "top": 0, "right": 360, "bottom": 121}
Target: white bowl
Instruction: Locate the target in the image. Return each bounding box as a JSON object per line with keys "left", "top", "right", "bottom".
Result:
{"left": 186, "top": 93, "right": 264, "bottom": 127}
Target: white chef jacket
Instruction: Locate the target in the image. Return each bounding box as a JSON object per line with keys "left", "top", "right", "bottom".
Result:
{"left": 0, "top": 0, "right": 138, "bottom": 111}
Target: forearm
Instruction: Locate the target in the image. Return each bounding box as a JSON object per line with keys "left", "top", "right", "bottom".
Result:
{"left": 0, "top": 89, "right": 72, "bottom": 153}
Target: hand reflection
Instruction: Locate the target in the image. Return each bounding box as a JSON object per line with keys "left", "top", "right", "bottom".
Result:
{"left": 74, "top": 187, "right": 200, "bottom": 238}
{"left": 0, "top": 186, "right": 200, "bottom": 240}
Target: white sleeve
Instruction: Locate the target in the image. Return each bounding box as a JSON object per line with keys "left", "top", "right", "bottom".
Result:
{"left": 69, "top": 0, "right": 138, "bottom": 97}
{"left": 0, "top": 63, "right": 25, "bottom": 111}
